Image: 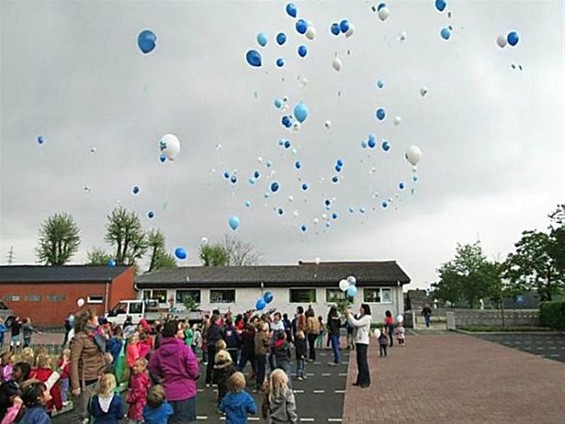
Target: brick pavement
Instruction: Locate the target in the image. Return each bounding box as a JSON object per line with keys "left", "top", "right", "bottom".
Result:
{"left": 343, "top": 332, "right": 565, "bottom": 424}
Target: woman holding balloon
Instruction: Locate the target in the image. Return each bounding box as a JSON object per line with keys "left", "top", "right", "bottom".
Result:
{"left": 346, "top": 304, "right": 372, "bottom": 388}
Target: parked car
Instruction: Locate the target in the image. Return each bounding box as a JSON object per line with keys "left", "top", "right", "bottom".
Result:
{"left": 0, "top": 300, "right": 16, "bottom": 327}
{"left": 104, "top": 299, "right": 206, "bottom": 326}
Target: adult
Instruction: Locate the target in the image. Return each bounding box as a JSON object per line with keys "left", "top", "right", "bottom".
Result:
{"left": 9, "top": 317, "right": 21, "bottom": 353}
{"left": 70, "top": 309, "right": 108, "bottom": 424}
{"left": 305, "top": 308, "right": 320, "bottom": 361}
{"left": 384, "top": 310, "right": 394, "bottom": 347}
{"left": 63, "top": 312, "right": 74, "bottom": 347}
{"left": 254, "top": 321, "right": 270, "bottom": 391}
{"left": 149, "top": 321, "right": 200, "bottom": 423}
{"left": 292, "top": 306, "right": 306, "bottom": 341}
{"left": 21, "top": 318, "right": 41, "bottom": 348}
{"left": 204, "top": 315, "right": 222, "bottom": 386}
{"left": 327, "top": 306, "right": 342, "bottom": 366}
{"left": 221, "top": 318, "right": 240, "bottom": 363}
{"left": 347, "top": 304, "right": 372, "bottom": 388}
{"left": 268, "top": 312, "right": 285, "bottom": 371}
{"left": 282, "top": 313, "right": 293, "bottom": 344}
{"left": 421, "top": 304, "right": 432, "bottom": 328}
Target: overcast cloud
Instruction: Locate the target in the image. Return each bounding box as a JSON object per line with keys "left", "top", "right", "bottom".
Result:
{"left": 1, "top": 1, "right": 563, "bottom": 289}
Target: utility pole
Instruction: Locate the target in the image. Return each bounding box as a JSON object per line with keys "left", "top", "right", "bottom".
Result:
{"left": 6, "top": 246, "right": 15, "bottom": 264}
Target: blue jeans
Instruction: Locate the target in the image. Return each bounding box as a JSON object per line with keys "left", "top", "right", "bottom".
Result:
{"left": 277, "top": 361, "right": 292, "bottom": 388}
{"left": 330, "top": 334, "right": 340, "bottom": 364}
{"left": 296, "top": 358, "right": 305, "bottom": 377}
{"left": 424, "top": 314, "right": 431, "bottom": 327}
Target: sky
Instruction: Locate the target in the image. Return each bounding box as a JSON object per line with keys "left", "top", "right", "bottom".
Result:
{"left": 1, "top": 1, "right": 563, "bottom": 290}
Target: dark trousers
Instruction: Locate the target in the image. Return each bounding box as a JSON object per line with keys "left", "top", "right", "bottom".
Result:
{"left": 388, "top": 328, "right": 394, "bottom": 347}
{"left": 379, "top": 344, "right": 387, "bottom": 357}
{"left": 355, "top": 343, "right": 370, "bottom": 386}
{"left": 205, "top": 344, "right": 216, "bottom": 384}
{"left": 307, "top": 333, "right": 317, "bottom": 360}
{"left": 330, "top": 334, "right": 340, "bottom": 364}
{"left": 237, "top": 351, "right": 256, "bottom": 373}
{"left": 255, "top": 354, "right": 266, "bottom": 389}
{"left": 227, "top": 348, "right": 238, "bottom": 364}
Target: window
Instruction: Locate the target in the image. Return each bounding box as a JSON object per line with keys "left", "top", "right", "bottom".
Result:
{"left": 129, "top": 302, "right": 143, "bottom": 314}
{"left": 210, "top": 290, "right": 236, "bottom": 304}
{"left": 151, "top": 290, "right": 168, "bottom": 304}
{"left": 143, "top": 291, "right": 151, "bottom": 300}
{"left": 290, "top": 289, "right": 316, "bottom": 303}
{"left": 48, "top": 294, "right": 65, "bottom": 302}
{"left": 326, "top": 289, "right": 346, "bottom": 303}
{"left": 176, "top": 290, "right": 201, "bottom": 304}
{"left": 87, "top": 295, "right": 104, "bottom": 304}
{"left": 364, "top": 288, "right": 393, "bottom": 304}
{"left": 25, "top": 294, "right": 42, "bottom": 302}
{"left": 3, "top": 295, "right": 19, "bottom": 302}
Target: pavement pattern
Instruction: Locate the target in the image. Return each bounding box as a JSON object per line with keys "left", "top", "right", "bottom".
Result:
{"left": 474, "top": 332, "right": 565, "bottom": 363}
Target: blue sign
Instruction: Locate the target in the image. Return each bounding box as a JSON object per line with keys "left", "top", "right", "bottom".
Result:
{"left": 516, "top": 295, "right": 525, "bottom": 304}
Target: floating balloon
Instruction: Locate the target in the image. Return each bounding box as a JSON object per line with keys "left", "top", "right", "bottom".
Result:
{"left": 201, "top": 237, "right": 208, "bottom": 244}
{"left": 159, "top": 134, "right": 181, "bottom": 160}
{"left": 276, "top": 32, "right": 287, "bottom": 45}
{"left": 405, "top": 145, "right": 422, "bottom": 166}
{"left": 274, "top": 98, "right": 283, "bottom": 108}
{"left": 270, "top": 182, "right": 280, "bottom": 192}
{"left": 435, "top": 0, "right": 447, "bottom": 12}
{"left": 349, "top": 206, "right": 355, "bottom": 213}
{"left": 295, "top": 19, "right": 308, "bottom": 34}
{"left": 440, "top": 27, "right": 451, "bottom": 40}
{"left": 294, "top": 160, "right": 302, "bottom": 169}
{"left": 246, "top": 50, "right": 262, "bottom": 67}
{"left": 292, "top": 122, "right": 301, "bottom": 132}
{"left": 347, "top": 275, "right": 357, "bottom": 285}
{"left": 159, "top": 153, "right": 167, "bottom": 163}
{"left": 286, "top": 3, "right": 297, "bottom": 18}
{"left": 293, "top": 102, "right": 309, "bottom": 123}
{"left": 376, "top": 79, "right": 384, "bottom": 89}
{"left": 347, "top": 285, "right": 358, "bottom": 297}
{"left": 345, "top": 24, "right": 355, "bottom": 38}
{"left": 382, "top": 141, "right": 391, "bottom": 151}
{"left": 339, "top": 19, "right": 350, "bottom": 33}
{"left": 331, "top": 176, "right": 339, "bottom": 183}
{"left": 229, "top": 216, "right": 240, "bottom": 231}
{"left": 301, "top": 183, "right": 309, "bottom": 191}
{"left": 305, "top": 26, "right": 316, "bottom": 40}
{"left": 399, "top": 182, "right": 405, "bottom": 190}
{"left": 77, "top": 298, "right": 85, "bottom": 307}
{"left": 496, "top": 35, "right": 507, "bottom": 48}
{"left": 332, "top": 57, "right": 342, "bottom": 71}
{"left": 378, "top": 7, "right": 390, "bottom": 21}
{"left": 37, "top": 135, "right": 45, "bottom": 145}
{"left": 399, "top": 31, "right": 407, "bottom": 41}
{"left": 137, "top": 30, "right": 156, "bottom": 54}
{"left": 174, "top": 247, "right": 187, "bottom": 260}
{"left": 282, "top": 116, "right": 292, "bottom": 128}
{"left": 339, "top": 279, "right": 349, "bottom": 292}
{"left": 331, "top": 212, "right": 338, "bottom": 220}
{"left": 132, "top": 185, "right": 140, "bottom": 195}
{"left": 257, "top": 32, "right": 268, "bottom": 47}
{"left": 507, "top": 31, "right": 519, "bottom": 46}
{"left": 330, "top": 23, "right": 340, "bottom": 36}
{"left": 245, "top": 200, "right": 251, "bottom": 208}
{"left": 324, "top": 120, "right": 331, "bottom": 129}
{"left": 374, "top": 328, "right": 381, "bottom": 338}
{"left": 277, "top": 208, "right": 284, "bottom": 215}
{"left": 397, "top": 314, "right": 404, "bottom": 323}
{"left": 297, "top": 45, "right": 308, "bottom": 58}
{"left": 147, "top": 210, "right": 155, "bottom": 219}
{"left": 376, "top": 108, "right": 386, "bottom": 121}
{"left": 230, "top": 175, "right": 238, "bottom": 184}
{"left": 263, "top": 291, "right": 274, "bottom": 304}
{"left": 420, "top": 87, "right": 428, "bottom": 97}
{"left": 381, "top": 201, "right": 389, "bottom": 208}
{"left": 301, "top": 224, "right": 307, "bottom": 232}
{"left": 394, "top": 116, "right": 402, "bottom": 126}
{"left": 368, "top": 138, "right": 376, "bottom": 148}
{"left": 256, "top": 298, "right": 266, "bottom": 311}
{"left": 377, "top": 2, "right": 386, "bottom": 11}
{"left": 276, "top": 58, "right": 285, "bottom": 67}
{"left": 107, "top": 259, "right": 116, "bottom": 268}
{"left": 315, "top": 257, "right": 321, "bottom": 265}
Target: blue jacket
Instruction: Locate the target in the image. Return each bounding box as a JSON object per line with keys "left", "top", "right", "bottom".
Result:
{"left": 90, "top": 394, "right": 124, "bottom": 424}
{"left": 106, "top": 337, "right": 124, "bottom": 364}
{"left": 220, "top": 390, "right": 257, "bottom": 424}
{"left": 18, "top": 406, "right": 51, "bottom": 424}
{"left": 143, "top": 401, "right": 174, "bottom": 424}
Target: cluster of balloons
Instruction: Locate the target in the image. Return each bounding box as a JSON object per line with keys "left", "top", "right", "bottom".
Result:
{"left": 174, "top": 247, "right": 187, "bottom": 260}
{"left": 374, "top": 3, "right": 390, "bottom": 22}
{"left": 339, "top": 275, "right": 358, "bottom": 298}
{"left": 330, "top": 19, "right": 355, "bottom": 38}
{"left": 256, "top": 291, "right": 274, "bottom": 311}
{"left": 159, "top": 134, "right": 180, "bottom": 161}
{"left": 373, "top": 314, "right": 403, "bottom": 338}
{"left": 496, "top": 31, "right": 519, "bottom": 48}
{"left": 137, "top": 30, "right": 157, "bottom": 54}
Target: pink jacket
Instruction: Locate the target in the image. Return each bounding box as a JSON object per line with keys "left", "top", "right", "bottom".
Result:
{"left": 126, "top": 372, "right": 151, "bottom": 420}
{"left": 1, "top": 403, "right": 22, "bottom": 424}
{"left": 126, "top": 343, "right": 140, "bottom": 368}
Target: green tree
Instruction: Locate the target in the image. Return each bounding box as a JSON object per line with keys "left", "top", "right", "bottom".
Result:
{"left": 146, "top": 229, "right": 177, "bottom": 272}
{"left": 223, "top": 235, "right": 261, "bottom": 266}
{"left": 548, "top": 204, "right": 565, "bottom": 276}
{"left": 199, "top": 243, "right": 230, "bottom": 266}
{"left": 504, "top": 230, "right": 564, "bottom": 301}
{"left": 35, "top": 213, "right": 80, "bottom": 265}
{"left": 104, "top": 206, "right": 147, "bottom": 266}
{"left": 86, "top": 247, "right": 113, "bottom": 265}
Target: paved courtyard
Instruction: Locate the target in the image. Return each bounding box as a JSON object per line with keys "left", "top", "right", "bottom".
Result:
{"left": 475, "top": 332, "right": 565, "bottom": 363}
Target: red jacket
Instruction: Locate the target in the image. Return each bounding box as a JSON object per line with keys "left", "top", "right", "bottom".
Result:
{"left": 126, "top": 372, "right": 151, "bottom": 420}
{"left": 30, "top": 367, "right": 63, "bottom": 412}
{"left": 56, "top": 358, "right": 71, "bottom": 379}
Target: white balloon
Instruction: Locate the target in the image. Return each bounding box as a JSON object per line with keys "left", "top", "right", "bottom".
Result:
{"left": 314, "top": 257, "right": 321, "bottom": 265}
{"left": 394, "top": 116, "right": 402, "bottom": 126}
{"left": 347, "top": 275, "right": 357, "bottom": 285}
{"left": 292, "top": 122, "right": 301, "bottom": 131}
{"left": 258, "top": 156, "right": 263, "bottom": 163}
{"left": 321, "top": 213, "right": 328, "bottom": 220}
{"left": 324, "top": 120, "right": 332, "bottom": 129}
{"left": 305, "top": 26, "right": 316, "bottom": 40}
{"left": 332, "top": 57, "right": 342, "bottom": 72}
{"left": 159, "top": 134, "right": 181, "bottom": 160}
{"left": 399, "top": 31, "right": 407, "bottom": 41}
{"left": 374, "top": 328, "right": 381, "bottom": 338}
{"left": 282, "top": 95, "right": 289, "bottom": 103}
{"left": 313, "top": 218, "right": 319, "bottom": 225}
{"left": 397, "top": 314, "right": 404, "bottom": 323}
{"left": 339, "top": 279, "right": 349, "bottom": 292}
{"left": 77, "top": 298, "right": 85, "bottom": 307}
{"left": 420, "top": 87, "right": 428, "bottom": 97}
{"left": 378, "top": 7, "right": 390, "bottom": 21}
{"left": 345, "top": 24, "right": 355, "bottom": 38}
{"left": 89, "top": 147, "right": 97, "bottom": 154}
{"left": 201, "top": 237, "right": 208, "bottom": 245}
{"left": 405, "top": 145, "right": 422, "bottom": 166}
{"left": 496, "top": 35, "right": 507, "bottom": 48}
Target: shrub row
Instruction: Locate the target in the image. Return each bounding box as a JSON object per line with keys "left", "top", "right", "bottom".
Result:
{"left": 539, "top": 301, "right": 565, "bottom": 330}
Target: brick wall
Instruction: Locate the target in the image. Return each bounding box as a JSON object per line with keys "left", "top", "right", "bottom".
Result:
{"left": 108, "top": 267, "right": 136, "bottom": 310}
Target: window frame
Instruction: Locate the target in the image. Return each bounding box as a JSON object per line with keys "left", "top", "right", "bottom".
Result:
{"left": 209, "top": 289, "right": 236, "bottom": 304}
{"left": 363, "top": 287, "right": 394, "bottom": 304}
{"left": 175, "top": 289, "right": 201, "bottom": 304}
{"left": 326, "top": 289, "right": 346, "bottom": 303}
{"left": 87, "top": 295, "right": 104, "bottom": 304}
{"left": 289, "top": 288, "right": 317, "bottom": 304}
{"left": 25, "top": 294, "right": 42, "bottom": 302}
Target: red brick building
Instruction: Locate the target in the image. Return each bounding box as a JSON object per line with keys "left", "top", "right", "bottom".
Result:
{"left": 0, "top": 265, "right": 135, "bottom": 327}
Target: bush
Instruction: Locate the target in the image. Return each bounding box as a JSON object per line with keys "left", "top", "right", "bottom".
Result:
{"left": 539, "top": 301, "right": 565, "bottom": 330}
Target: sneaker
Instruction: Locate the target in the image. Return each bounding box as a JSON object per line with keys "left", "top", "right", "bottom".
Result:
{"left": 328, "top": 362, "right": 338, "bottom": 366}
{"left": 206, "top": 383, "right": 211, "bottom": 388}
{"left": 297, "top": 376, "right": 304, "bottom": 381}
{"left": 302, "top": 375, "right": 308, "bottom": 380}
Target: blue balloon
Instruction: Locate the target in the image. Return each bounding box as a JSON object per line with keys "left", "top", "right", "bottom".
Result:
{"left": 295, "top": 160, "right": 302, "bottom": 170}
{"left": 37, "top": 135, "right": 45, "bottom": 145}
{"left": 330, "top": 23, "right": 341, "bottom": 36}
{"left": 276, "top": 58, "right": 285, "bottom": 67}
{"left": 349, "top": 206, "right": 355, "bottom": 213}
{"left": 382, "top": 141, "right": 391, "bottom": 151}
{"left": 368, "top": 138, "right": 376, "bottom": 149}
{"left": 435, "top": 0, "right": 446, "bottom": 12}
{"left": 297, "top": 45, "right": 308, "bottom": 58}
{"left": 399, "top": 182, "right": 405, "bottom": 190}
{"left": 325, "top": 199, "right": 331, "bottom": 206}
{"left": 282, "top": 116, "right": 292, "bottom": 128}
{"left": 507, "top": 31, "right": 519, "bottom": 46}
{"left": 377, "top": 79, "right": 384, "bottom": 89}
{"left": 248, "top": 178, "right": 256, "bottom": 185}
{"left": 266, "top": 160, "right": 273, "bottom": 168}
{"left": 174, "top": 247, "right": 187, "bottom": 260}
{"left": 293, "top": 102, "right": 309, "bottom": 123}
{"left": 335, "top": 165, "right": 342, "bottom": 172}
{"left": 245, "top": 200, "right": 252, "bottom": 208}
{"left": 331, "top": 212, "right": 338, "bottom": 220}
{"left": 147, "top": 210, "right": 155, "bottom": 219}
{"left": 257, "top": 32, "right": 268, "bottom": 47}
{"left": 132, "top": 185, "right": 140, "bottom": 195}
{"left": 263, "top": 291, "right": 274, "bottom": 304}
{"left": 336, "top": 159, "right": 344, "bottom": 167}
{"left": 440, "top": 27, "right": 451, "bottom": 40}
{"left": 412, "top": 174, "right": 419, "bottom": 182}
{"left": 230, "top": 175, "right": 238, "bottom": 184}
{"left": 278, "top": 208, "right": 284, "bottom": 216}
{"left": 359, "top": 207, "right": 366, "bottom": 214}
{"left": 381, "top": 201, "right": 388, "bottom": 208}
{"left": 108, "top": 259, "right": 116, "bottom": 267}
{"left": 271, "top": 182, "right": 280, "bottom": 192}
{"left": 254, "top": 171, "right": 261, "bottom": 179}
{"left": 339, "top": 20, "right": 350, "bottom": 33}
{"left": 377, "top": 3, "right": 387, "bottom": 11}
{"left": 376, "top": 108, "right": 386, "bottom": 121}
{"left": 301, "top": 224, "right": 308, "bottom": 232}
{"left": 286, "top": 3, "right": 297, "bottom": 18}
{"left": 332, "top": 175, "right": 339, "bottom": 183}
{"left": 274, "top": 98, "right": 283, "bottom": 108}
{"left": 361, "top": 140, "right": 368, "bottom": 149}
{"left": 276, "top": 32, "right": 287, "bottom": 45}
{"left": 368, "top": 133, "right": 376, "bottom": 143}
{"left": 223, "top": 171, "right": 230, "bottom": 179}
{"left": 256, "top": 298, "right": 266, "bottom": 311}
{"left": 159, "top": 153, "right": 167, "bottom": 163}
{"left": 137, "top": 30, "right": 156, "bottom": 54}
{"left": 246, "top": 50, "right": 262, "bottom": 67}
{"left": 229, "top": 216, "right": 240, "bottom": 231}
{"left": 347, "top": 285, "right": 358, "bottom": 297}
{"left": 301, "top": 183, "right": 308, "bottom": 191}
{"left": 295, "top": 19, "right": 308, "bottom": 34}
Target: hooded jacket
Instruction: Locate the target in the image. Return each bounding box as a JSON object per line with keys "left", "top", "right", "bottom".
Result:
{"left": 220, "top": 390, "right": 257, "bottom": 424}
{"left": 90, "top": 394, "right": 124, "bottom": 424}
{"left": 126, "top": 372, "right": 151, "bottom": 421}
{"left": 273, "top": 340, "right": 291, "bottom": 365}
{"left": 262, "top": 388, "right": 298, "bottom": 424}
{"left": 17, "top": 406, "right": 50, "bottom": 424}
{"left": 143, "top": 401, "right": 174, "bottom": 424}
{"left": 148, "top": 337, "right": 199, "bottom": 402}
{"left": 70, "top": 330, "right": 107, "bottom": 390}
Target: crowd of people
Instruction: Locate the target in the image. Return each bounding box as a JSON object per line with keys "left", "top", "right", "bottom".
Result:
{"left": 0, "top": 302, "right": 408, "bottom": 423}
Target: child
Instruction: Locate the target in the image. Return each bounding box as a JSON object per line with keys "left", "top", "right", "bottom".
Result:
{"left": 17, "top": 382, "right": 51, "bottom": 424}
{"left": 21, "top": 319, "right": 41, "bottom": 349}
{"left": 1, "top": 352, "right": 14, "bottom": 383}
{"left": 30, "top": 353, "right": 63, "bottom": 415}
{"left": 314, "top": 316, "right": 325, "bottom": 350}
{"left": 378, "top": 328, "right": 389, "bottom": 357}
{"left": 294, "top": 331, "right": 307, "bottom": 381}
{"left": 126, "top": 334, "right": 140, "bottom": 372}
{"left": 261, "top": 369, "right": 298, "bottom": 424}
{"left": 395, "top": 323, "right": 406, "bottom": 346}
{"left": 90, "top": 373, "right": 124, "bottom": 424}
{"left": 214, "top": 349, "right": 236, "bottom": 412}
{"left": 142, "top": 384, "right": 173, "bottom": 424}
{"left": 126, "top": 358, "right": 151, "bottom": 424}
{"left": 183, "top": 322, "right": 193, "bottom": 348}
{"left": 19, "top": 348, "right": 35, "bottom": 367}
{"left": 273, "top": 332, "right": 292, "bottom": 387}
{"left": 220, "top": 372, "right": 257, "bottom": 424}
{"left": 0, "top": 394, "right": 22, "bottom": 424}
{"left": 55, "top": 349, "right": 71, "bottom": 406}
{"left": 0, "top": 362, "right": 31, "bottom": 419}
{"left": 0, "top": 319, "right": 6, "bottom": 352}
{"left": 192, "top": 324, "right": 201, "bottom": 356}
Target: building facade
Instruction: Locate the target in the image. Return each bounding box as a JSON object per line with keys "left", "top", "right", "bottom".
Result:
{"left": 136, "top": 261, "right": 410, "bottom": 319}
{"left": 0, "top": 265, "right": 135, "bottom": 327}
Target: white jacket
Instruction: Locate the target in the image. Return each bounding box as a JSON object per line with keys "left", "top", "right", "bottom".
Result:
{"left": 347, "top": 314, "right": 372, "bottom": 345}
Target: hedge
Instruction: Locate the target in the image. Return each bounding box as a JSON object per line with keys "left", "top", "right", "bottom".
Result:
{"left": 539, "top": 301, "right": 565, "bottom": 330}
